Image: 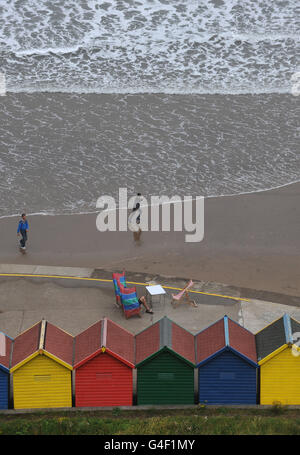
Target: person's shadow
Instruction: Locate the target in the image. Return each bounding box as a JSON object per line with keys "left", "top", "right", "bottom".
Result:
{"left": 133, "top": 228, "right": 142, "bottom": 244}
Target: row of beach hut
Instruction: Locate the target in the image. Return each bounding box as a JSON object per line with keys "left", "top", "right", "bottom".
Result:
{"left": 1, "top": 314, "right": 300, "bottom": 409}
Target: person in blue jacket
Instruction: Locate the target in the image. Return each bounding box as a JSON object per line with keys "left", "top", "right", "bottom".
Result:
{"left": 17, "top": 213, "right": 29, "bottom": 250}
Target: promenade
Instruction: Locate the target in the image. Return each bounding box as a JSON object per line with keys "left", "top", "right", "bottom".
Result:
{"left": 0, "top": 264, "right": 299, "bottom": 338}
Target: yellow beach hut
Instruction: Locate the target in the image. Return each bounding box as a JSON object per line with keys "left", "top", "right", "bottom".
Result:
{"left": 255, "top": 313, "right": 300, "bottom": 405}
{"left": 11, "top": 320, "right": 73, "bottom": 409}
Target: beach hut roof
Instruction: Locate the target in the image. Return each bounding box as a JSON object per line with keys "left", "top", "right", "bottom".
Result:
{"left": 43, "top": 322, "right": 74, "bottom": 367}
{"left": 11, "top": 321, "right": 42, "bottom": 369}
{"left": 195, "top": 316, "right": 257, "bottom": 366}
{"left": 74, "top": 318, "right": 135, "bottom": 369}
{"left": 11, "top": 320, "right": 73, "bottom": 371}
{"left": 135, "top": 316, "right": 195, "bottom": 366}
{"left": 0, "top": 331, "right": 13, "bottom": 372}
{"left": 74, "top": 320, "right": 102, "bottom": 367}
{"left": 255, "top": 313, "right": 300, "bottom": 363}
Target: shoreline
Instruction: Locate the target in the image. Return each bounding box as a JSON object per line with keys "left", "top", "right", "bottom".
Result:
{"left": 0, "top": 181, "right": 299, "bottom": 298}
{"left": 1, "top": 178, "right": 299, "bottom": 220}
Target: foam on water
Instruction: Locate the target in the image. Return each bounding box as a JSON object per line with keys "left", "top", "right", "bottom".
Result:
{"left": 0, "top": 0, "right": 299, "bottom": 94}
{"left": 0, "top": 1, "right": 298, "bottom": 217}
{"left": 0, "top": 93, "right": 299, "bottom": 217}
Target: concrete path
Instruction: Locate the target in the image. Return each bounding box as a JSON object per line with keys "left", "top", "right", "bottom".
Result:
{"left": 0, "top": 264, "right": 299, "bottom": 338}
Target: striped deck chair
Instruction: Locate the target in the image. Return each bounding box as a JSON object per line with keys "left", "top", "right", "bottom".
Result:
{"left": 171, "top": 279, "right": 197, "bottom": 308}
{"left": 119, "top": 284, "right": 142, "bottom": 319}
{"left": 112, "top": 271, "right": 126, "bottom": 307}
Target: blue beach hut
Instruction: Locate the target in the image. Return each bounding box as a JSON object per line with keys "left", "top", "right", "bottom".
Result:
{"left": 196, "top": 316, "right": 258, "bottom": 405}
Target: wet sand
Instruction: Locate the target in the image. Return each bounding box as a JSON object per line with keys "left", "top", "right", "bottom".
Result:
{"left": 0, "top": 182, "right": 299, "bottom": 297}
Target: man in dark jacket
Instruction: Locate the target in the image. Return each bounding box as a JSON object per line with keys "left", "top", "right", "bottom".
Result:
{"left": 17, "top": 213, "right": 29, "bottom": 250}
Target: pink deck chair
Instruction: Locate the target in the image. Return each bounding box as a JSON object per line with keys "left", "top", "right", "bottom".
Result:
{"left": 171, "top": 280, "right": 197, "bottom": 308}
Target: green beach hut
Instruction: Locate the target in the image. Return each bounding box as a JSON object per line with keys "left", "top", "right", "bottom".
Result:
{"left": 135, "top": 317, "right": 196, "bottom": 405}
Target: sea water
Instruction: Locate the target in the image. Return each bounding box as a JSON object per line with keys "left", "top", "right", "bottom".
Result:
{"left": 0, "top": 0, "right": 298, "bottom": 217}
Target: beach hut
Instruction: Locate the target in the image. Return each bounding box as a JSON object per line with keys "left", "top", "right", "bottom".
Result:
{"left": 256, "top": 313, "right": 300, "bottom": 405}
{"left": 196, "top": 316, "right": 258, "bottom": 404}
{"left": 0, "top": 332, "right": 13, "bottom": 409}
{"left": 74, "top": 318, "right": 135, "bottom": 407}
{"left": 135, "top": 317, "right": 195, "bottom": 405}
{"left": 11, "top": 320, "right": 73, "bottom": 409}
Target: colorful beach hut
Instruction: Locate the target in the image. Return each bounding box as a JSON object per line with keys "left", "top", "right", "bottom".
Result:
{"left": 256, "top": 313, "right": 300, "bottom": 405}
{"left": 135, "top": 317, "right": 195, "bottom": 405}
{"left": 11, "top": 320, "right": 73, "bottom": 409}
{"left": 0, "top": 332, "right": 13, "bottom": 409}
{"left": 196, "top": 316, "right": 258, "bottom": 404}
{"left": 74, "top": 318, "right": 135, "bottom": 407}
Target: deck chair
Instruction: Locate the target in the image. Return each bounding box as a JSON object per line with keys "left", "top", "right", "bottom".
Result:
{"left": 112, "top": 271, "right": 126, "bottom": 307}
{"left": 171, "top": 280, "right": 197, "bottom": 308}
{"left": 119, "top": 284, "right": 142, "bottom": 319}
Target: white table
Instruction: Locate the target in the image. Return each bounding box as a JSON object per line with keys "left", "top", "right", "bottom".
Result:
{"left": 146, "top": 285, "right": 166, "bottom": 308}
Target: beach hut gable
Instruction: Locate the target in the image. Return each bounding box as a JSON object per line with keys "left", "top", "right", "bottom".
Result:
{"left": 258, "top": 344, "right": 288, "bottom": 366}
{"left": 135, "top": 316, "right": 196, "bottom": 365}
{"left": 196, "top": 315, "right": 257, "bottom": 365}
{"left": 11, "top": 320, "right": 73, "bottom": 371}
{"left": 0, "top": 364, "right": 9, "bottom": 374}
{"left": 74, "top": 347, "right": 105, "bottom": 369}
{"left": 74, "top": 318, "right": 135, "bottom": 369}
{"left": 102, "top": 347, "right": 134, "bottom": 368}
{"left": 136, "top": 345, "right": 195, "bottom": 368}
{"left": 255, "top": 314, "right": 300, "bottom": 363}
{"left": 10, "top": 351, "right": 40, "bottom": 372}
{"left": 40, "top": 350, "right": 73, "bottom": 370}
{"left": 198, "top": 345, "right": 258, "bottom": 368}
{"left": 228, "top": 345, "right": 258, "bottom": 367}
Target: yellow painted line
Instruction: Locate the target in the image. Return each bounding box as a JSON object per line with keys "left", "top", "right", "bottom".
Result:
{"left": 0, "top": 273, "right": 250, "bottom": 302}
{"left": 0, "top": 273, "right": 110, "bottom": 282}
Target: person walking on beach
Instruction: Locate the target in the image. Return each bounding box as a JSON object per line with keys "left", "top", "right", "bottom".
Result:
{"left": 133, "top": 193, "right": 142, "bottom": 225}
{"left": 130, "top": 192, "right": 143, "bottom": 242}
{"left": 17, "top": 213, "right": 29, "bottom": 251}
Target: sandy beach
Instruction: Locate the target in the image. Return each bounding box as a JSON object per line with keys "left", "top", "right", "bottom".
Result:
{"left": 1, "top": 181, "right": 299, "bottom": 297}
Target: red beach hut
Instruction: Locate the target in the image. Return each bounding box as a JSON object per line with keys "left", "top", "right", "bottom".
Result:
{"left": 74, "top": 318, "right": 135, "bottom": 407}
